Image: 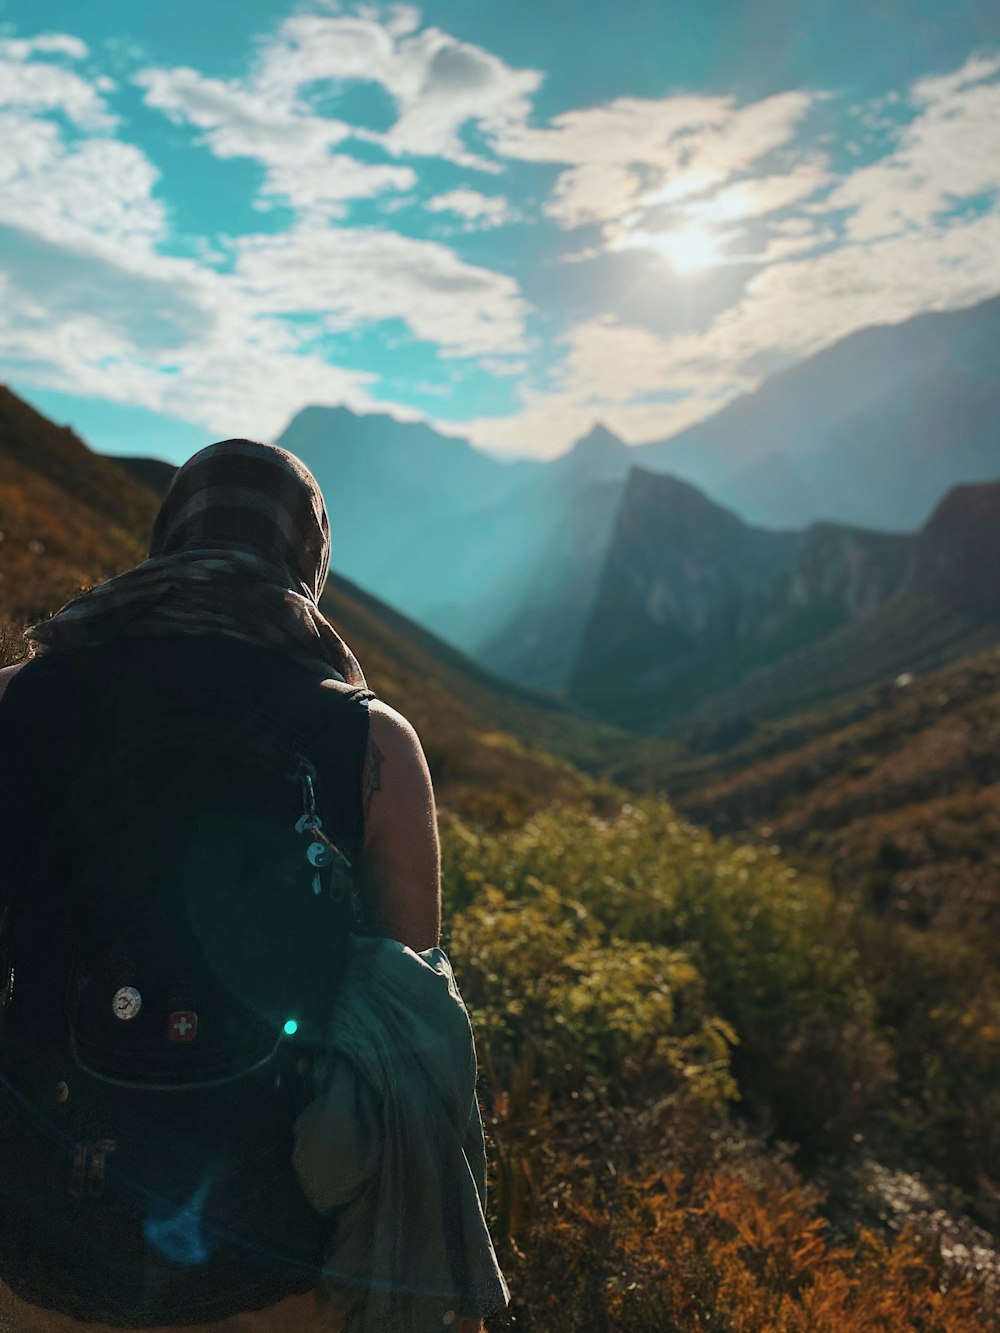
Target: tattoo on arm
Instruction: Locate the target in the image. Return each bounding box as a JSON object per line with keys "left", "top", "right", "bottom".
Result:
{"left": 362, "top": 735, "right": 384, "bottom": 820}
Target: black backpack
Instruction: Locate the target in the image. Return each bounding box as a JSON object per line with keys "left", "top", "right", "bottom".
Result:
{"left": 0, "top": 637, "right": 373, "bottom": 1325}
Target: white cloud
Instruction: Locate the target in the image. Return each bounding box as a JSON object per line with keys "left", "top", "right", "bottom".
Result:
{"left": 447, "top": 312, "right": 748, "bottom": 456}
{"left": 0, "top": 18, "right": 531, "bottom": 439}
{"left": 495, "top": 89, "right": 814, "bottom": 236}
{"left": 459, "top": 190, "right": 1000, "bottom": 458}
{"left": 677, "top": 161, "right": 830, "bottom": 226}
{"left": 497, "top": 92, "right": 730, "bottom": 168}
{"left": 0, "top": 33, "right": 89, "bottom": 61}
{"left": 232, "top": 224, "right": 528, "bottom": 357}
{"left": 136, "top": 65, "right": 416, "bottom": 215}
{"left": 381, "top": 36, "right": 539, "bottom": 167}
{"left": 453, "top": 383, "right": 721, "bottom": 459}
{"left": 688, "top": 207, "right": 1000, "bottom": 373}
{"left": 5, "top": 17, "right": 1000, "bottom": 469}
{"left": 454, "top": 51, "right": 1000, "bottom": 457}
{"left": 135, "top": 7, "right": 543, "bottom": 217}
{"left": 544, "top": 163, "right": 645, "bottom": 231}
{"left": 0, "top": 110, "right": 165, "bottom": 252}
{"left": 0, "top": 265, "right": 385, "bottom": 440}
{"left": 425, "top": 188, "right": 510, "bottom": 225}
{"left": 136, "top": 64, "right": 351, "bottom": 159}
{"left": 827, "top": 52, "right": 1000, "bottom": 242}
{"left": 909, "top": 51, "right": 1000, "bottom": 104}
{"left": 256, "top": 12, "right": 541, "bottom": 169}
{"left": 0, "top": 38, "right": 115, "bottom": 130}
{"left": 0, "top": 37, "right": 158, "bottom": 254}
{"left": 1, "top": 195, "right": 528, "bottom": 433}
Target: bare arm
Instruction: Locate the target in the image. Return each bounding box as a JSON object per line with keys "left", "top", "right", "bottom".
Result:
{"left": 356, "top": 699, "right": 441, "bottom": 953}
{"left": 0, "top": 664, "right": 24, "bottom": 703}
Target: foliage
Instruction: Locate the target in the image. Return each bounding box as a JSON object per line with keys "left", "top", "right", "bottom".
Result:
{"left": 437, "top": 805, "right": 997, "bottom": 1327}
{"left": 853, "top": 915, "right": 1000, "bottom": 1217}
{"left": 596, "top": 1171, "right": 989, "bottom": 1332}
{"left": 605, "top": 642, "right": 1000, "bottom": 1226}
{"left": 443, "top": 804, "right": 892, "bottom": 1158}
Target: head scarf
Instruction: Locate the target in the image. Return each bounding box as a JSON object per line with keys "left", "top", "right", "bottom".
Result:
{"left": 27, "top": 439, "right": 366, "bottom": 687}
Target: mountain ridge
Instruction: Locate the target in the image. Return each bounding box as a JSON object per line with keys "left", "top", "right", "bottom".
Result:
{"left": 570, "top": 466, "right": 1000, "bottom": 730}
{"left": 632, "top": 295, "right": 1000, "bottom": 530}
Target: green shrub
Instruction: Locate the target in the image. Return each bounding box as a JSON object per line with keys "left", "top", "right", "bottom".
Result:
{"left": 443, "top": 803, "right": 893, "bottom": 1158}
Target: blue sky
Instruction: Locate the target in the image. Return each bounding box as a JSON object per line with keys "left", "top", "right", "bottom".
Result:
{"left": 1, "top": 1, "right": 998, "bottom": 463}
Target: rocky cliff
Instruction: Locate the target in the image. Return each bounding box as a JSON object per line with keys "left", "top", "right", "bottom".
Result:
{"left": 569, "top": 469, "right": 1000, "bottom": 730}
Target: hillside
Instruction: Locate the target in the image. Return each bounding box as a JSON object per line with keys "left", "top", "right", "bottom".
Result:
{"left": 569, "top": 469, "right": 796, "bottom": 725}
{"left": 571, "top": 468, "right": 1000, "bottom": 731}
{"left": 0, "top": 386, "right": 159, "bottom": 624}
{"left": 318, "top": 570, "right": 624, "bottom": 822}
{"left": 605, "top": 643, "right": 1000, "bottom": 938}
{"left": 475, "top": 430, "right": 628, "bottom": 688}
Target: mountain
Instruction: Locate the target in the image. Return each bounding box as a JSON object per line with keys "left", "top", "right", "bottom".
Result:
{"left": 474, "top": 475, "right": 622, "bottom": 689}
{"left": 111, "top": 401, "right": 637, "bottom": 698}
{"left": 570, "top": 467, "right": 1000, "bottom": 730}
{"left": 264, "top": 298, "right": 999, "bottom": 689}
{"left": 114, "top": 455, "right": 178, "bottom": 497}
{"left": 0, "top": 386, "right": 158, "bottom": 542}
{"left": 908, "top": 482, "right": 1000, "bottom": 618}
{"left": 276, "top": 404, "right": 536, "bottom": 632}
{"left": 471, "top": 424, "right": 633, "bottom": 688}
{"left": 275, "top": 406, "right": 637, "bottom": 685}
{"left": 11, "top": 291, "right": 982, "bottom": 705}
{"left": 633, "top": 296, "right": 1000, "bottom": 531}
{"left": 554, "top": 420, "right": 631, "bottom": 482}
{"left": 569, "top": 470, "right": 795, "bottom": 727}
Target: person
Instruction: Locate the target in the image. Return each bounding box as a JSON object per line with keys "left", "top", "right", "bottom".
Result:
{"left": 0, "top": 439, "right": 504, "bottom": 1332}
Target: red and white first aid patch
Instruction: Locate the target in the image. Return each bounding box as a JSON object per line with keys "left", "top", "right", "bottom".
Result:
{"left": 167, "top": 1011, "right": 198, "bottom": 1042}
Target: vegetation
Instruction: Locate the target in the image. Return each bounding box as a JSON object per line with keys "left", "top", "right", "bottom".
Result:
{"left": 672, "top": 592, "right": 1000, "bottom": 732}
{"left": 441, "top": 807, "right": 997, "bottom": 1329}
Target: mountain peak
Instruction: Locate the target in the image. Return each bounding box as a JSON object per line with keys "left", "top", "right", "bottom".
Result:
{"left": 555, "top": 422, "right": 629, "bottom": 482}
{"left": 571, "top": 421, "right": 626, "bottom": 458}
{"left": 922, "top": 480, "right": 1000, "bottom": 534}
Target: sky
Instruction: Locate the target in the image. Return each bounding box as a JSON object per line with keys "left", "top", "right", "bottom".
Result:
{"left": 1, "top": 0, "right": 999, "bottom": 464}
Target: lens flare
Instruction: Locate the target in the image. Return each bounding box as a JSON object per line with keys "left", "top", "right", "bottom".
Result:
{"left": 144, "top": 1177, "right": 214, "bottom": 1266}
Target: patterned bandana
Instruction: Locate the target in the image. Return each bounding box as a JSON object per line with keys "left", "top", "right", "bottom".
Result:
{"left": 27, "top": 439, "right": 366, "bottom": 687}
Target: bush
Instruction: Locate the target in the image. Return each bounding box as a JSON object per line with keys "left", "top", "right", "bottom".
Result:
{"left": 442, "top": 803, "right": 893, "bottom": 1158}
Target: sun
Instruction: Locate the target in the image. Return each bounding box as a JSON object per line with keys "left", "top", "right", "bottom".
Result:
{"left": 652, "top": 225, "right": 724, "bottom": 275}
{"left": 614, "top": 222, "right": 727, "bottom": 276}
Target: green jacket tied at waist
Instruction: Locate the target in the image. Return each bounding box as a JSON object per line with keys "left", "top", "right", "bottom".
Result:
{"left": 292, "top": 936, "right": 509, "bottom": 1333}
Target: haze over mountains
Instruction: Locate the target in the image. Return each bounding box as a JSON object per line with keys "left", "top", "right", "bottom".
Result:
{"left": 632, "top": 295, "right": 1000, "bottom": 532}
{"left": 268, "top": 295, "right": 1000, "bottom": 718}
